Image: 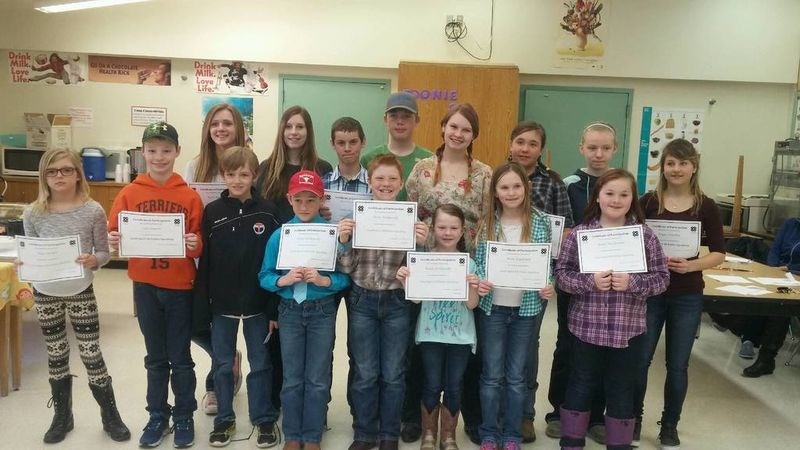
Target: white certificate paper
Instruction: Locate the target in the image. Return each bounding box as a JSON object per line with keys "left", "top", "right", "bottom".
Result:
{"left": 646, "top": 220, "right": 701, "bottom": 259}
{"left": 324, "top": 190, "right": 373, "bottom": 223}
{"left": 188, "top": 182, "right": 227, "bottom": 207}
{"left": 485, "top": 241, "right": 551, "bottom": 290}
{"left": 17, "top": 236, "right": 84, "bottom": 283}
{"left": 352, "top": 201, "right": 417, "bottom": 250}
{"left": 118, "top": 212, "right": 186, "bottom": 258}
{"left": 577, "top": 225, "right": 647, "bottom": 273}
{"left": 546, "top": 214, "right": 566, "bottom": 259}
{"left": 276, "top": 224, "right": 339, "bottom": 271}
{"left": 405, "top": 252, "right": 469, "bottom": 301}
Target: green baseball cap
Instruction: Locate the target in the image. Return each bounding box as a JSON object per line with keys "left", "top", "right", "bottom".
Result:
{"left": 142, "top": 121, "right": 179, "bottom": 145}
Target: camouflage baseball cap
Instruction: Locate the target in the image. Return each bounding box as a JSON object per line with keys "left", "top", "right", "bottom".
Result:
{"left": 142, "top": 121, "right": 179, "bottom": 145}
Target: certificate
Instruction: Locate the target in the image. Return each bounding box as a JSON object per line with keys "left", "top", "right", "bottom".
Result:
{"left": 485, "top": 241, "right": 551, "bottom": 290}
{"left": 276, "top": 223, "right": 339, "bottom": 271}
{"left": 118, "top": 212, "right": 186, "bottom": 258}
{"left": 646, "top": 219, "right": 701, "bottom": 258}
{"left": 352, "top": 201, "right": 417, "bottom": 250}
{"left": 577, "top": 225, "right": 647, "bottom": 273}
{"left": 546, "top": 214, "right": 566, "bottom": 259}
{"left": 324, "top": 190, "right": 373, "bottom": 223}
{"left": 405, "top": 252, "right": 469, "bottom": 301}
{"left": 188, "top": 182, "right": 227, "bottom": 207}
{"left": 17, "top": 236, "right": 84, "bottom": 283}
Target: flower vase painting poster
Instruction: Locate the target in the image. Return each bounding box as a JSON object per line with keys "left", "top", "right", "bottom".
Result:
{"left": 553, "top": 0, "right": 609, "bottom": 70}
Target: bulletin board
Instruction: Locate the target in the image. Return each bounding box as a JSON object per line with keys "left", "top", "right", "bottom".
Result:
{"left": 398, "top": 61, "right": 519, "bottom": 169}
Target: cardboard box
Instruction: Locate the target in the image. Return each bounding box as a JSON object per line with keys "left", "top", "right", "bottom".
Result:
{"left": 24, "top": 113, "right": 72, "bottom": 149}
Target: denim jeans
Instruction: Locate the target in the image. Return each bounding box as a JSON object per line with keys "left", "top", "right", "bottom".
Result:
{"left": 191, "top": 331, "right": 215, "bottom": 391}
{"left": 522, "top": 303, "right": 547, "bottom": 421}
{"left": 279, "top": 296, "right": 338, "bottom": 444}
{"left": 211, "top": 314, "right": 277, "bottom": 427}
{"left": 634, "top": 293, "right": 703, "bottom": 424}
{"left": 478, "top": 306, "right": 539, "bottom": 445}
{"left": 461, "top": 309, "right": 483, "bottom": 430}
{"left": 133, "top": 282, "right": 197, "bottom": 419}
{"left": 419, "top": 342, "right": 471, "bottom": 413}
{"left": 347, "top": 285, "right": 410, "bottom": 443}
{"left": 402, "top": 302, "right": 424, "bottom": 425}
{"left": 545, "top": 288, "right": 605, "bottom": 425}
{"left": 564, "top": 332, "right": 646, "bottom": 419}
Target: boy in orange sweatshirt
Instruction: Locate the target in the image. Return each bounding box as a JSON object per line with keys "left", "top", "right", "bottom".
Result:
{"left": 108, "top": 122, "right": 204, "bottom": 449}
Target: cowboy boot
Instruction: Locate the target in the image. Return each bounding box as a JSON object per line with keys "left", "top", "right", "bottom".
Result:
{"left": 420, "top": 403, "right": 439, "bottom": 450}
{"left": 439, "top": 405, "right": 459, "bottom": 450}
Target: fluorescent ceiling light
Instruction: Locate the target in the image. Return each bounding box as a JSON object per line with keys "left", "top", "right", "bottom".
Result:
{"left": 35, "top": 0, "right": 151, "bottom": 13}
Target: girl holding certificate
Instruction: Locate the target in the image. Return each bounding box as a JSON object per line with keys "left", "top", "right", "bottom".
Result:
{"left": 634, "top": 139, "right": 724, "bottom": 448}
{"left": 473, "top": 162, "right": 554, "bottom": 450}
{"left": 396, "top": 204, "right": 480, "bottom": 450}
{"left": 21, "top": 148, "right": 130, "bottom": 443}
{"left": 555, "top": 169, "right": 669, "bottom": 450}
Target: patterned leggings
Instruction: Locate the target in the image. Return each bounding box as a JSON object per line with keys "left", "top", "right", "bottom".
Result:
{"left": 35, "top": 285, "right": 110, "bottom": 385}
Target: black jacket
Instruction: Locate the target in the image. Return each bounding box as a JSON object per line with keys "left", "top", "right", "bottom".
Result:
{"left": 193, "top": 189, "right": 280, "bottom": 334}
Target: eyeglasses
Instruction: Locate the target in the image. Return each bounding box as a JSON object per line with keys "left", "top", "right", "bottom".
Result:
{"left": 44, "top": 167, "right": 77, "bottom": 177}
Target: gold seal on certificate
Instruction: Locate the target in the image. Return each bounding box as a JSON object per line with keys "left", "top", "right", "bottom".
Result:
{"left": 16, "top": 235, "right": 84, "bottom": 283}
{"left": 405, "top": 252, "right": 469, "bottom": 301}
{"left": 276, "top": 223, "right": 339, "bottom": 271}
{"left": 188, "top": 182, "right": 227, "bottom": 207}
{"left": 546, "top": 214, "right": 566, "bottom": 259}
{"left": 485, "top": 241, "right": 551, "bottom": 290}
{"left": 577, "top": 225, "right": 648, "bottom": 273}
{"left": 352, "top": 200, "right": 417, "bottom": 250}
{"left": 324, "top": 190, "right": 373, "bottom": 223}
{"left": 118, "top": 212, "right": 186, "bottom": 258}
{"left": 646, "top": 220, "right": 701, "bottom": 259}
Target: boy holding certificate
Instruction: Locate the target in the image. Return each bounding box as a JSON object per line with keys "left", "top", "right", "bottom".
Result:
{"left": 107, "top": 121, "right": 204, "bottom": 448}
{"left": 193, "top": 146, "right": 282, "bottom": 448}
{"left": 259, "top": 170, "right": 350, "bottom": 450}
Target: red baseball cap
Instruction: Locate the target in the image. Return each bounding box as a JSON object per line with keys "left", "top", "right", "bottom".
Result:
{"left": 287, "top": 170, "right": 324, "bottom": 197}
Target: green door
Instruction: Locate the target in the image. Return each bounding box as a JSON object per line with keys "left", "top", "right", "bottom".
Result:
{"left": 281, "top": 76, "right": 390, "bottom": 166}
{"left": 520, "top": 86, "right": 632, "bottom": 179}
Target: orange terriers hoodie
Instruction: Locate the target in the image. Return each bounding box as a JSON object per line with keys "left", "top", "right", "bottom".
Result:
{"left": 108, "top": 173, "right": 204, "bottom": 290}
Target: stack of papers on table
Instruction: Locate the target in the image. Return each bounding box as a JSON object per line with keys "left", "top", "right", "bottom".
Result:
{"left": 724, "top": 255, "right": 751, "bottom": 263}
{"left": 715, "top": 285, "right": 772, "bottom": 296}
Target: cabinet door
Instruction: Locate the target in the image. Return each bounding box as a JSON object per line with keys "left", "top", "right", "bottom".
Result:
{"left": 3, "top": 179, "right": 38, "bottom": 204}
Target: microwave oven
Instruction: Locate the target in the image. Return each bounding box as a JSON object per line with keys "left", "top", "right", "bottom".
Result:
{"left": 1, "top": 147, "right": 47, "bottom": 177}
{"left": 715, "top": 193, "right": 770, "bottom": 234}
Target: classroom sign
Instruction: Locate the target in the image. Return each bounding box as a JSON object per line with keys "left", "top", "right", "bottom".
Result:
{"left": 637, "top": 107, "right": 705, "bottom": 194}
{"left": 193, "top": 60, "right": 269, "bottom": 95}
{"left": 7, "top": 50, "right": 87, "bottom": 85}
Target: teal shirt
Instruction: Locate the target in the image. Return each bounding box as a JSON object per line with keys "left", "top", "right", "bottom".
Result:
{"left": 360, "top": 144, "right": 431, "bottom": 201}
{"left": 415, "top": 259, "right": 477, "bottom": 352}
{"left": 259, "top": 215, "right": 350, "bottom": 301}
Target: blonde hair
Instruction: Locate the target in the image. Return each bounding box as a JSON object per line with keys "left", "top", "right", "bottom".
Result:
{"left": 32, "top": 148, "right": 90, "bottom": 211}
{"left": 654, "top": 139, "right": 704, "bottom": 216}
{"left": 195, "top": 103, "right": 247, "bottom": 182}
{"left": 220, "top": 146, "right": 259, "bottom": 174}
{"left": 478, "top": 162, "right": 532, "bottom": 244}
{"left": 580, "top": 121, "right": 618, "bottom": 148}
{"left": 259, "top": 106, "right": 319, "bottom": 201}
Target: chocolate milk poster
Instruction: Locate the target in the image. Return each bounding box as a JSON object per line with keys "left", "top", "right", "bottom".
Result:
{"left": 8, "top": 50, "right": 87, "bottom": 85}
{"left": 193, "top": 60, "right": 269, "bottom": 95}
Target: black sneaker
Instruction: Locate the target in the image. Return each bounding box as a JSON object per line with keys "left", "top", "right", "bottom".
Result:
{"left": 631, "top": 419, "right": 642, "bottom": 447}
{"left": 209, "top": 420, "right": 235, "bottom": 447}
{"left": 657, "top": 421, "right": 680, "bottom": 449}
{"left": 256, "top": 422, "right": 281, "bottom": 448}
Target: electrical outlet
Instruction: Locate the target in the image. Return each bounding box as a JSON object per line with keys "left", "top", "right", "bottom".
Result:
{"left": 446, "top": 14, "right": 463, "bottom": 25}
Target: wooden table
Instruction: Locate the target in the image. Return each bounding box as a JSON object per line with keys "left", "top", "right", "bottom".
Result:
{"left": 0, "top": 262, "right": 34, "bottom": 397}
{"left": 703, "top": 258, "right": 800, "bottom": 317}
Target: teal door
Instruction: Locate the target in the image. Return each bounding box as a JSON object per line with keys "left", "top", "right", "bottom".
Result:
{"left": 281, "top": 76, "right": 390, "bottom": 166}
{"left": 519, "top": 86, "right": 632, "bottom": 179}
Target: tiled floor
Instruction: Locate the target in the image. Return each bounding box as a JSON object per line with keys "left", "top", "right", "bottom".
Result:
{"left": 1, "top": 268, "right": 798, "bottom": 449}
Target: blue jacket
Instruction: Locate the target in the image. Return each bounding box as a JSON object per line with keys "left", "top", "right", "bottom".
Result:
{"left": 259, "top": 215, "right": 350, "bottom": 300}
{"left": 563, "top": 169, "right": 599, "bottom": 226}
{"left": 768, "top": 218, "right": 800, "bottom": 274}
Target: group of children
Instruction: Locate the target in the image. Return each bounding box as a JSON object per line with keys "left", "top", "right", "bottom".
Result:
{"left": 21, "top": 90, "right": 729, "bottom": 450}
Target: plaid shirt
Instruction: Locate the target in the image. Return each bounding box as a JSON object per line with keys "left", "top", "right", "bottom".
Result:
{"left": 336, "top": 242, "right": 406, "bottom": 291}
{"left": 555, "top": 219, "right": 669, "bottom": 348}
{"left": 529, "top": 166, "right": 574, "bottom": 228}
{"left": 475, "top": 210, "right": 552, "bottom": 317}
{"left": 321, "top": 165, "right": 371, "bottom": 193}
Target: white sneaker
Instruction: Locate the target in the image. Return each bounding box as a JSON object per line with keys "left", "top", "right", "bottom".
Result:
{"left": 202, "top": 391, "right": 218, "bottom": 415}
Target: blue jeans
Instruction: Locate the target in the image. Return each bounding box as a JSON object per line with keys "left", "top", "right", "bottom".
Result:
{"left": 478, "top": 306, "right": 539, "bottom": 445}
{"left": 347, "top": 285, "right": 410, "bottom": 443}
{"left": 564, "top": 332, "right": 646, "bottom": 419}
{"left": 279, "top": 296, "right": 338, "bottom": 444}
{"left": 522, "top": 303, "right": 547, "bottom": 421}
{"left": 211, "top": 314, "right": 277, "bottom": 427}
{"left": 419, "top": 342, "right": 471, "bottom": 413}
{"left": 634, "top": 293, "right": 703, "bottom": 424}
{"left": 133, "top": 282, "right": 197, "bottom": 419}
{"left": 191, "top": 331, "right": 216, "bottom": 391}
